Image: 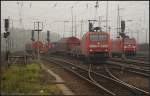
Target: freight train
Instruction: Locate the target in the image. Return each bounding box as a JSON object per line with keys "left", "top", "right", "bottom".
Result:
{"left": 111, "top": 36, "right": 137, "bottom": 57}
{"left": 48, "top": 20, "right": 111, "bottom": 62}
{"left": 49, "top": 31, "right": 110, "bottom": 62}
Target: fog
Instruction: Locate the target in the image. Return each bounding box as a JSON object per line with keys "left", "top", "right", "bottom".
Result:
{"left": 1, "top": 1, "right": 149, "bottom": 52}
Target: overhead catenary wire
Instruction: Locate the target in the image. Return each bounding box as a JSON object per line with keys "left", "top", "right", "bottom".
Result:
{"left": 2, "top": 1, "right": 148, "bottom": 38}
{"left": 11, "top": 2, "right": 148, "bottom": 25}
{"left": 3, "top": 1, "right": 148, "bottom": 16}
{"left": 94, "top": 0, "right": 99, "bottom": 20}
{"left": 106, "top": 1, "right": 109, "bottom": 33}
{"left": 71, "top": 6, "right": 74, "bottom": 37}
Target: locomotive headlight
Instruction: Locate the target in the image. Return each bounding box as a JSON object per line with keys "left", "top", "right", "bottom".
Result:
{"left": 105, "top": 49, "right": 108, "bottom": 51}
{"left": 101, "top": 45, "right": 108, "bottom": 48}
{"left": 89, "top": 49, "right": 93, "bottom": 52}
{"left": 128, "top": 44, "right": 131, "bottom": 47}
{"left": 124, "top": 46, "right": 127, "bottom": 48}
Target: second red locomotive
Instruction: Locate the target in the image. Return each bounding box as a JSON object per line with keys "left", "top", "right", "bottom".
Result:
{"left": 25, "top": 41, "right": 52, "bottom": 54}
{"left": 110, "top": 36, "right": 137, "bottom": 57}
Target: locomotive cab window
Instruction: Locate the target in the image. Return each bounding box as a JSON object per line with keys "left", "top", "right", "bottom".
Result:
{"left": 90, "top": 34, "right": 108, "bottom": 41}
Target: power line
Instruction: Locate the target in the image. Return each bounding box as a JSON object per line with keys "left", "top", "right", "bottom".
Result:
{"left": 71, "top": 6, "right": 74, "bottom": 37}
{"left": 106, "top": 1, "right": 108, "bottom": 33}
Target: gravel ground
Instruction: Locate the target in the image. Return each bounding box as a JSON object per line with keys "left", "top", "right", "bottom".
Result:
{"left": 41, "top": 60, "right": 106, "bottom": 95}
{"left": 108, "top": 68, "right": 149, "bottom": 91}
{"left": 47, "top": 55, "right": 149, "bottom": 93}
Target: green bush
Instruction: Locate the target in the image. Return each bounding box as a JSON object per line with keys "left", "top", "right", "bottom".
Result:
{"left": 1, "top": 63, "right": 62, "bottom": 95}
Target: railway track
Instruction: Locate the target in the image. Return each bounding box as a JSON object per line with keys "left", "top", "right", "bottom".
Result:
{"left": 125, "top": 58, "right": 149, "bottom": 67}
{"left": 133, "top": 56, "right": 149, "bottom": 62}
{"left": 110, "top": 58, "right": 149, "bottom": 67}
{"left": 47, "top": 54, "right": 149, "bottom": 77}
{"left": 47, "top": 54, "right": 149, "bottom": 90}
{"left": 106, "top": 60, "right": 149, "bottom": 77}
{"left": 91, "top": 64, "right": 149, "bottom": 92}
{"left": 42, "top": 56, "right": 149, "bottom": 96}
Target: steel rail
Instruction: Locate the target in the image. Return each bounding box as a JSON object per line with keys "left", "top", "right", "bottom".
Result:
{"left": 43, "top": 57, "right": 114, "bottom": 96}
{"left": 126, "top": 58, "right": 149, "bottom": 65}
{"left": 110, "top": 58, "right": 149, "bottom": 67}
{"left": 51, "top": 57, "right": 149, "bottom": 95}
{"left": 42, "top": 56, "right": 149, "bottom": 96}
{"left": 46, "top": 54, "right": 149, "bottom": 77}
{"left": 104, "top": 65, "right": 149, "bottom": 95}
{"left": 106, "top": 61, "right": 149, "bottom": 77}
{"left": 88, "top": 64, "right": 116, "bottom": 95}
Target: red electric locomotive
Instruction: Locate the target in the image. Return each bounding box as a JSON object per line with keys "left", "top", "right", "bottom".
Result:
{"left": 46, "top": 42, "right": 52, "bottom": 49}
{"left": 124, "top": 37, "right": 136, "bottom": 56}
{"left": 41, "top": 42, "right": 52, "bottom": 54}
{"left": 25, "top": 41, "right": 52, "bottom": 54}
{"left": 111, "top": 37, "right": 136, "bottom": 57}
{"left": 32, "top": 41, "right": 44, "bottom": 53}
{"left": 71, "top": 31, "right": 110, "bottom": 62}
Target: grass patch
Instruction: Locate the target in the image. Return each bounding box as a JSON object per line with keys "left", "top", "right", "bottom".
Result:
{"left": 1, "top": 63, "right": 62, "bottom": 95}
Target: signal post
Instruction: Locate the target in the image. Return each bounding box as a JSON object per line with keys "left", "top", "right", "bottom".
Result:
{"left": 3, "top": 19, "right": 10, "bottom": 63}
{"left": 33, "top": 21, "right": 43, "bottom": 61}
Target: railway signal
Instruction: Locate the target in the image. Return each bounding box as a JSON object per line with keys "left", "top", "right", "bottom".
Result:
{"left": 4, "top": 32, "right": 10, "bottom": 38}
{"left": 119, "top": 20, "right": 127, "bottom": 59}
{"left": 31, "top": 30, "right": 35, "bottom": 41}
{"left": 4, "top": 19, "right": 10, "bottom": 38}
{"left": 3, "top": 18, "right": 11, "bottom": 62}
{"left": 33, "top": 21, "right": 43, "bottom": 60}
{"left": 4, "top": 19, "right": 9, "bottom": 32}
{"left": 116, "top": 4, "right": 125, "bottom": 38}
{"left": 47, "top": 30, "right": 50, "bottom": 42}
{"left": 121, "top": 20, "right": 125, "bottom": 33}
{"left": 119, "top": 20, "right": 126, "bottom": 38}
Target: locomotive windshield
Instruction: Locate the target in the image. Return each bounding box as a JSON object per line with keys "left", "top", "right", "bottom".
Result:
{"left": 124, "top": 39, "right": 136, "bottom": 45}
{"left": 90, "top": 34, "right": 108, "bottom": 41}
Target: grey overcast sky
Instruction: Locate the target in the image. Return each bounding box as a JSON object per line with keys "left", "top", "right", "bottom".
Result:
{"left": 1, "top": 1, "right": 149, "bottom": 43}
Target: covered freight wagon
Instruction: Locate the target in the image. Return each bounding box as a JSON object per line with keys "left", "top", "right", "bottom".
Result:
{"left": 56, "top": 36, "right": 80, "bottom": 54}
